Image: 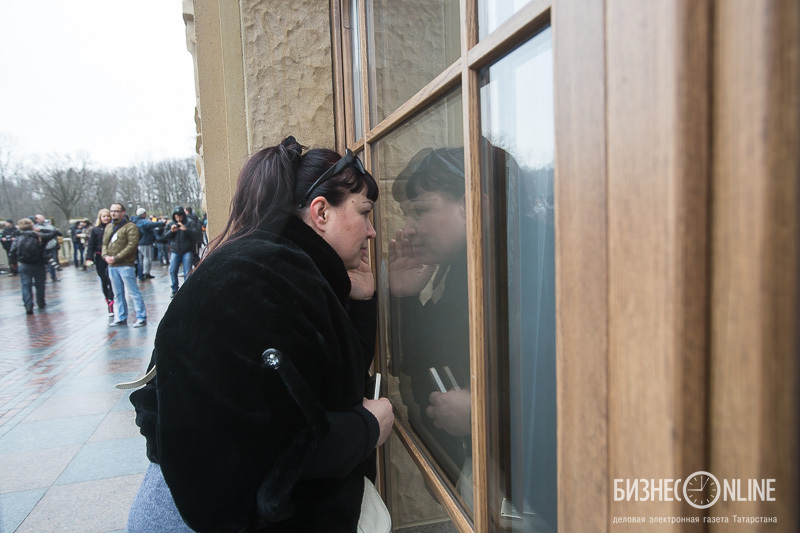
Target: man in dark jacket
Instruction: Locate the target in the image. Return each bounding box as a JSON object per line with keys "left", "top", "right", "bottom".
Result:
{"left": 9, "top": 218, "right": 57, "bottom": 314}
{"left": 70, "top": 219, "right": 89, "bottom": 267}
{"left": 135, "top": 208, "right": 165, "bottom": 281}
{"left": 164, "top": 206, "right": 201, "bottom": 297}
{"left": 2, "top": 218, "right": 19, "bottom": 275}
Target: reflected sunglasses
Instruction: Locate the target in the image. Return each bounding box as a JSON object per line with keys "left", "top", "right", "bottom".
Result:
{"left": 299, "top": 149, "right": 366, "bottom": 208}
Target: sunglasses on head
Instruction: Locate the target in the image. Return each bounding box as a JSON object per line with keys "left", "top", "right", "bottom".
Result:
{"left": 299, "top": 149, "right": 366, "bottom": 208}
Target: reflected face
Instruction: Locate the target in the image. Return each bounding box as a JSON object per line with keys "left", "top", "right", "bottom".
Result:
{"left": 399, "top": 198, "right": 421, "bottom": 240}
{"left": 411, "top": 191, "right": 467, "bottom": 264}
{"left": 323, "top": 190, "right": 376, "bottom": 270}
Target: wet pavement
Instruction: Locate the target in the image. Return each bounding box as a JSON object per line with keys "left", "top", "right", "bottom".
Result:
{"left": 0, "top": 261, "right": 176, "bottom": 532}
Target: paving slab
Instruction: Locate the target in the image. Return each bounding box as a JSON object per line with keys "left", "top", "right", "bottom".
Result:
{"left": 0, "top": 263, "right": 175, "bottom": 532}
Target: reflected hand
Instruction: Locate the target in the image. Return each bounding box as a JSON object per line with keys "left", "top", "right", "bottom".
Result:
{"left": 426, "top": 389, "right": 471, "bottom": 437}
{"left": 388, "top": 229, "right": 434, "bottom": 296}
{"left": 363, "top": 397, "right": 394, "bottom": 447}
{"left": 348, "top": 250, "right": 375, "bottom": 300}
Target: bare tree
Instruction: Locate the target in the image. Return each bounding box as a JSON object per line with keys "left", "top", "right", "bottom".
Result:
{"left": 138, "top": 157, "right": 201, "bottom": 215}
{"left": 27, "top": 153, "right": 92, "bottom": 227}
{"left": 82, "top": 169, "right": 121, "bottom": 218}
{"left": 0, "top": 134, "right": 27, "bottom": 217}
{"left": 1, "top": 149, "right": 202, "bottom": 226}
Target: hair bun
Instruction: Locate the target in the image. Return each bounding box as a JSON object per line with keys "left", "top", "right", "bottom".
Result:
{"left": 280, "top": 136, "right": 303, "bottom": 164}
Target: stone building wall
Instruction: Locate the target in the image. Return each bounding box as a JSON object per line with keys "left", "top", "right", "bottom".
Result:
{"left": 187, "top": 0, "right": 336, "bottom": 239}
{"left": 241, "top": 0, "right": 335, "bottom": 152}
{"left": 181, "top": 0, "right": 204, "bottom": 213}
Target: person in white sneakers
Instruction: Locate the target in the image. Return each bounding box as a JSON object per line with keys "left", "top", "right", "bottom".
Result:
{"left": 102, "top": 203, "right": 147, "bottom": 328}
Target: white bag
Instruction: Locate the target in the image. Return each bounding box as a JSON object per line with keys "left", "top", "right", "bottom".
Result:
{"left": 358, "top": 477, "right": 391, "bottom": 533}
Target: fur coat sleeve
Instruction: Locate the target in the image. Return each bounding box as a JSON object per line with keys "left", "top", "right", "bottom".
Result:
{"left": 131, "top": 218, "right": 377, "bottom": 532}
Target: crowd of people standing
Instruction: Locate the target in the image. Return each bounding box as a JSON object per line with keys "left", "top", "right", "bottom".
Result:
{"left": 2, "top": 206, "right": 207, "bottom": 320}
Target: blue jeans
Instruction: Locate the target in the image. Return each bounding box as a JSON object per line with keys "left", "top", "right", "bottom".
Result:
{"left": 157, "top": 243, "right": 168, "bottom": 264}
{"left": 73, "top": 242, "right": 85, "bottom": 266}
{"left": 108, "top": 265, "right": 147, "bottom": 322}
{"left": 169, "top": 251, "right": 193, "bottom": 293}
{"left": 19, "top": 263, "right": 46, "bottom": 310}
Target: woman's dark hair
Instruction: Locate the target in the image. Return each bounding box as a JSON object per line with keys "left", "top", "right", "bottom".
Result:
{"left": 398, "top": 147, "right": 465, "bottom": 202}
{"left": 205, "top": 136, "right": 378, "bottom": 256}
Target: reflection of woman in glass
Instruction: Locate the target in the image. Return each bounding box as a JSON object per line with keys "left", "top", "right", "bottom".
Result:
{"left": 388, "top": 147, "right": 473, "bottom": 505}
{"left": 390, "top": 145, "right": 557, "bottom": 528}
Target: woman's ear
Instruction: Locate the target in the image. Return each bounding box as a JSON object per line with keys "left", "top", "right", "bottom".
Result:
{"left": 307, "top": 196, "right": 329, "bottom": 232}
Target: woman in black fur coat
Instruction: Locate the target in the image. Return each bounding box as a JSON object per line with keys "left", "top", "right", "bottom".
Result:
{"left": 127, "top": 137, "right": 394, "bottom": 532}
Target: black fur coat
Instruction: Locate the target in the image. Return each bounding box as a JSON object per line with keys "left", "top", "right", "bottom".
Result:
{"left": 130, "top": 216, "right": 378, "bottom": 532}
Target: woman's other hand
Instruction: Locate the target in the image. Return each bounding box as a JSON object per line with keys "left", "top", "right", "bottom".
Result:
{"left": 348, "top": 251, "right": 375, "bottom": 300}
{"left": 362, "top": 397, "right": 394, "bottom": 447}
{"left": 426, "top": 389, "right": 471, "bottom": 436}
{"left": 388, "top": 229, "right": 434, "bottom": 296}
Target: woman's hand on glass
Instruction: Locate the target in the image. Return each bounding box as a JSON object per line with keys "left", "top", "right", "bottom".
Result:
{"left": 362, "top": 397, "right": 394, "bottom": 447}
{"left": 388, "top": 229, "right": 434, "bottom": 296}
{"left": 348, "top": 250, "right": 375, "bottom": 300}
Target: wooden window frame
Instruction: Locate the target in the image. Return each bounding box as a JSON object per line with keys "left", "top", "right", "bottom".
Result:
{"left": 332, "top": 2, "right": 556, "bottom": 532}
{"left": 330, "top": 0, "right": 799, "bottom": 531}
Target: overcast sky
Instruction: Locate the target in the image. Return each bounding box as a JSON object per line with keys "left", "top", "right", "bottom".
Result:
{"left": 0, "top": 0, "right": 196, "bottom": 169}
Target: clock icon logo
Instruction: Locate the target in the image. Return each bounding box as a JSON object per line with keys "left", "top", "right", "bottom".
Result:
{"left": 683, "top": 471, "right": 720, "bottom": 509}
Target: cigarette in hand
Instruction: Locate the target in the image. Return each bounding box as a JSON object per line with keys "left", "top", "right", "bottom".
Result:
{"left": 373, "top": 373, "right": 382, "bottom": 400}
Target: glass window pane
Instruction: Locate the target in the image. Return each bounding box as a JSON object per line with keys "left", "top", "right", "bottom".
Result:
{"left": 373, "top": 89, "right": 473, "bottom": 513}
{"left": 368, "top": 0, "right": 460, "bottom": 126}
{"left": 384, "top": 433, "right": 458, "bottom": 531}
{"left": 350, "top": 0, "right": 364, "bottom": 140}
{"left": 478, "top": 0, "right": 532, "bottom": 40}
{"left": 479, "top": 27, "right": 556, "bottom": 531}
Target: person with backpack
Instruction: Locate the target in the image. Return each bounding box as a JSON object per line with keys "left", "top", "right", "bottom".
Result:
{"left": 9, "top": 217, "right": 58, "bottom": 315}
{"left": 33, "top": 214, "right": 61, "bottom": 282}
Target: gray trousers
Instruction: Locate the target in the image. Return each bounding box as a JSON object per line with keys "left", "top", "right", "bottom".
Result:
{"left": 138, "top": 244, "right": 154, "bottom": 276}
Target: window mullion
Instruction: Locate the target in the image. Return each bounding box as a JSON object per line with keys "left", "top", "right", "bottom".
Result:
{"left": 460, "top": 0, "right": 487, "bottom": 532}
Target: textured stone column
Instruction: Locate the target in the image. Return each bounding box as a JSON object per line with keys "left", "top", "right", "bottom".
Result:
{"left": 192, "top": 0, "right": 249, "bottom": 240}
{"left": 240, "top": 0, "right": 336, "bottom": 151}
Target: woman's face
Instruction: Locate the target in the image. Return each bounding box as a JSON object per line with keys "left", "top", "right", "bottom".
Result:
{"left": 323, "top": 190, "right": 376, "bottom": 270}
{"left": 410, "top": 191, "right": 467, "bottom": 264}
{"left": 100, "top": 212, "right": 111, "bottom": 224}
